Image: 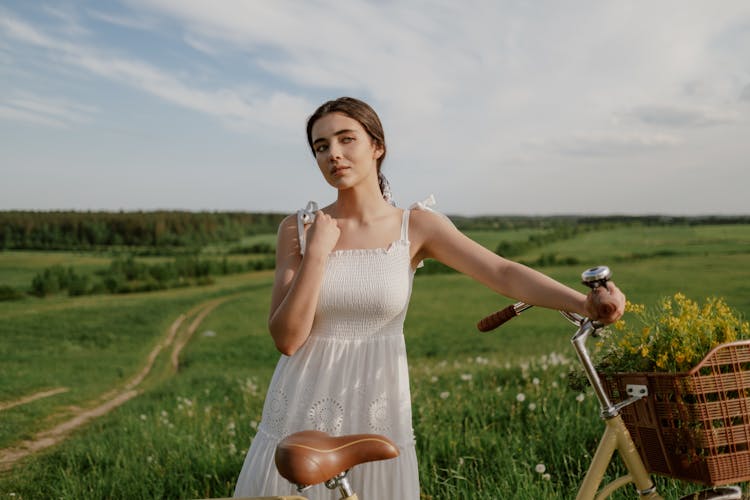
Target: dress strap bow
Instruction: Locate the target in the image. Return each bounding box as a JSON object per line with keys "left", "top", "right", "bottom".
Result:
{"left": 297, "top": 201, "right": 319, "bottom": 255}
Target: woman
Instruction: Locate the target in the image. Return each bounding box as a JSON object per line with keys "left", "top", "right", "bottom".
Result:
{"left": 233, "top": 97, "right": 625, "bottom": 499}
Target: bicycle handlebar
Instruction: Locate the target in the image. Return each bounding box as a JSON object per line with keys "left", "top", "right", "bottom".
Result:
{"left": 476, "top": 302, "right": 531, "bottom": 332}
{"left": 476, "top": 266, "right": 612, "bottom": 333}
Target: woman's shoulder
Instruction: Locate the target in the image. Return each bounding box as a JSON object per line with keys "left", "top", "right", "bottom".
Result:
{"left": 407, "top": 201, "right": 456, "bottom": 243}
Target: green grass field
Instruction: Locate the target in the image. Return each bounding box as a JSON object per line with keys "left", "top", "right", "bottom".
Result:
{"left": 1, "top": 224, "right": 749, "bottom": 499}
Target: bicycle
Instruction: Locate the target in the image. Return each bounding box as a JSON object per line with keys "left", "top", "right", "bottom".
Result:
{"left": 225, "top": 266, "right": 743, "bottom": 500}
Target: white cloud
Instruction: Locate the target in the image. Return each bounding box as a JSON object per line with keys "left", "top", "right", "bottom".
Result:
{"left": 0, "top": 9, "right": 309, "bottom": 134}
{"left": 0, "top": 105, "right": 67, "bottom": 128}
{"left": 86, "top": 9, "right": 158, "bottom": 31}
{"left": 621, "top": 105, "right": 741, "bottom": 128}
{"left": 0, "top": 91, "right": 97, "bottom": 128}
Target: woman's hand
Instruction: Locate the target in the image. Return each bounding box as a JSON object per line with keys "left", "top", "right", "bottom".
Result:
{"left": 584, "top": 281, "right": 625, "bottom": 324}
{"left": 304, "top": 211, "right": 340, "bottom": 259}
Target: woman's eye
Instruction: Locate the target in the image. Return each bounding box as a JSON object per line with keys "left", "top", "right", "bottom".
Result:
{"left": 341, "top": 136, "right": 354, "bottom": 144}
{"left": 315, "top": 144, "right": 328, "bottom": 153}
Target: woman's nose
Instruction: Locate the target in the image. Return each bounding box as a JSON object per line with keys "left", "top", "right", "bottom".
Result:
{"left": 328, "top": 143, "right": 343, "bottom": 160}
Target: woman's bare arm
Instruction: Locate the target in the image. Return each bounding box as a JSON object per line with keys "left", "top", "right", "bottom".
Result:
{"left": 410, "top": 210, "right": 624, "bottom": 323}
{"left": 268, "top": 212, "right": 340, "bottom": 356}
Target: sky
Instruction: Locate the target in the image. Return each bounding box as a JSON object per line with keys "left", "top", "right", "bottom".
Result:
{"left": 1, "top": 1, "right": 749, "bottom": 216}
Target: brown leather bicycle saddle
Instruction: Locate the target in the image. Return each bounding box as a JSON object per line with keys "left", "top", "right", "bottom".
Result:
{"left": 274, "top": 430, "right": 400, "bottom": 486}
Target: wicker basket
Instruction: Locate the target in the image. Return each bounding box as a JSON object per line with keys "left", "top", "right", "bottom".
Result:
{"left": 601, "top": 340, "right": 750, "bottom": 486}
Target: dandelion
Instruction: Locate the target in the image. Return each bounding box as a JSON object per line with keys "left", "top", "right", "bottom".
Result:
{"left": 535, "top": 463, "right": 546, "bottom": 474}
{"left": 516, "top": 393, "right": 526, "bottom": 402}
{"left": 542, "top": 473, "right": 551, "bottom": 480}
{"left": 528, "top": 403, "right": 537, "bottom": 411}
{"left": 228, "top": 442, "right": 237, "bottom": 455}
{"left": 140, "top": 414, "right": 147, "bottom": 421}
{"left": 460, "top": 373, "right": 472, "bottom": 381}
{"left": 576, "top": 393, "right": 585, "bottom": 403}
{"left": 147, "top": 456, "right": 154, "bottom": 463}
{"left": 430, "top": 376, "right": 438, "bottom": 383}
{"left": 440, "top": 391, "right": 450, "bottom": 400}
{"left": 250, "top": 420, "right": 259, "bottom": 430}
{"left": 532, "top": 377, "right": 540, "bottom": 386}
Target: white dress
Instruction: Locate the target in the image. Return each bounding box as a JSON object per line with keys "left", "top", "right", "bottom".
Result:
{"left": 233, "top": 207, "right": 421, "bottom": 499}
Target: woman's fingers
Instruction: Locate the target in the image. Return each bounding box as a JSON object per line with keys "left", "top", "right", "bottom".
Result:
{"left": 305, "top": 211, "right": 340, "bottom": 257}
{"left": 586, "top": 281, "right": 625, "bottom": 324}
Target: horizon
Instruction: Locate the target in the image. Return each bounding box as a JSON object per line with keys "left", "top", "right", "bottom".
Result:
{"left": 2, "top": 208, "right": 749, "bottom": 219}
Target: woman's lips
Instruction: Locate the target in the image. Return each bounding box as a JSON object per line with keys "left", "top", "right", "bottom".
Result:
{"left": 330, "top": 166, "right": 349, "bottom": 177}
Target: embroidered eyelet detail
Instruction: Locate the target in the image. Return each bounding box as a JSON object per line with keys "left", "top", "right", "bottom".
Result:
{"left": 264, "top": 389, "right": 288, "bottom": 435}
{"left": 308, "top": 397, "right": 344, "bottom": 434}
{"left": 368, "top": 394, "right": 391, "bottom": 432}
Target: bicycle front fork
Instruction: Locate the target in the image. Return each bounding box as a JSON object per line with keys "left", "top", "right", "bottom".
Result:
{"left": 575, "top": 414, "right": 662, "bottom": 500}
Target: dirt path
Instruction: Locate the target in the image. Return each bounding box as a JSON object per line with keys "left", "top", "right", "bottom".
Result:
{"left": 0, "top": 296, "right": 232, "bottom": 471}
{"left": 0, "top": 387, "right": 70, "bottom": 413}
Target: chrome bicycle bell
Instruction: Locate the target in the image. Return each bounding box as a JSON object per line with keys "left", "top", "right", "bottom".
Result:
{"left": 581, "top": 266, "right": 612, "bottom": 289}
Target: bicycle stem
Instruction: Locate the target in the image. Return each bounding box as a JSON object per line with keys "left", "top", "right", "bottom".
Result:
{"left": 570, "top": 318, "right": 618, "bottom": 418}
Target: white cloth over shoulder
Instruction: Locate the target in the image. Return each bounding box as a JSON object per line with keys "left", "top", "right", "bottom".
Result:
{"left": 410, "top": 194, "right": 454, "bottom": 225}
{"left": 296, "top": 200, "right": 318, "bottom": 256}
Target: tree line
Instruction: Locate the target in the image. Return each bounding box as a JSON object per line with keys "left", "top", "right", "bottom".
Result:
{"left": 2, "top": 211, "right": 749, "bottom": 251}
{"left": 28, "top": 255, "right": 276, "bottom": 298}
{"left": 0, "top": 211, "right": 287, "bottom": 250}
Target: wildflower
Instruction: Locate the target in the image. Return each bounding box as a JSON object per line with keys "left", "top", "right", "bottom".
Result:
{"left": 516, "top": 393, "right": 526, "bottom": 402}
{"left": 430, "top": 376, "right": 438, "bottom": 383}
{"left": 576, "top": 393, "right": 585, "bottom": 403}
{"left": 596, "top": 294, "right": 750, "bottom": 373}
{"left": 460, "top": 373, "right": 472, "bottom": 381}
{"left": 528, "top": 403, "right": 537, "bottom": 411}
{"left": 440, "top": 392, "right": 450, "bottom": 400}
{"left": 542, "top": 473, "right": 551, "bottom": 480}
{"left": 140, "top": 414, "right": 147, "bottom": 421}
{"left": 250, "top": 420, "right": 258, "bottom": 430}
{"left": 535, "top": 463, "right": 546, "bottom": 474}
{"left": 532, "top": 377, "right": 540, "bottom": 386}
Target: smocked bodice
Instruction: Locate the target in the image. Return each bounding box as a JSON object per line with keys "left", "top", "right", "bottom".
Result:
{"left": 310, "top": 238, "right": 414, "bottom": 341}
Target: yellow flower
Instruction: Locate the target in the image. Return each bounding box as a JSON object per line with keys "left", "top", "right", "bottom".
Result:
{"left": 656, "top": 353, "right": 669, "bottom": 370}
{"left": 594, "top": 293, "right": 749, "bottom": 374}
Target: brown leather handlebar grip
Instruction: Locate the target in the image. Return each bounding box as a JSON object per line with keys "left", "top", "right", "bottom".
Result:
{"left": 477, "top": 305, "right": 518, "bottom": 332}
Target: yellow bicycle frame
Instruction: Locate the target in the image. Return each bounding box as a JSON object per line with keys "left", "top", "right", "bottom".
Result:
{"left": 567, "top": 312, "right": 663, "bottom": 500}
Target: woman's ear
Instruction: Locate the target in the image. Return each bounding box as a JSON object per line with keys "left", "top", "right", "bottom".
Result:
{"left": 373, "top": 142, "right": 385, "bottom": 160}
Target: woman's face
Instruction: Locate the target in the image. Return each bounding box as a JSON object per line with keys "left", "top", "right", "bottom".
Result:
{"left": 310, "top": 112, "right": 384, "bottom": 191}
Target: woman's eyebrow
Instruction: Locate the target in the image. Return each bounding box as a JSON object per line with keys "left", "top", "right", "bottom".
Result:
{"left": 312, "top": 128, "right": 357, "bottom": 145}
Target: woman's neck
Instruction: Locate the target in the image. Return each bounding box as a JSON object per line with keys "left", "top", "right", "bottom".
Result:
{"left": 332, "top": 185, "right": 393, "bottom": 223}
